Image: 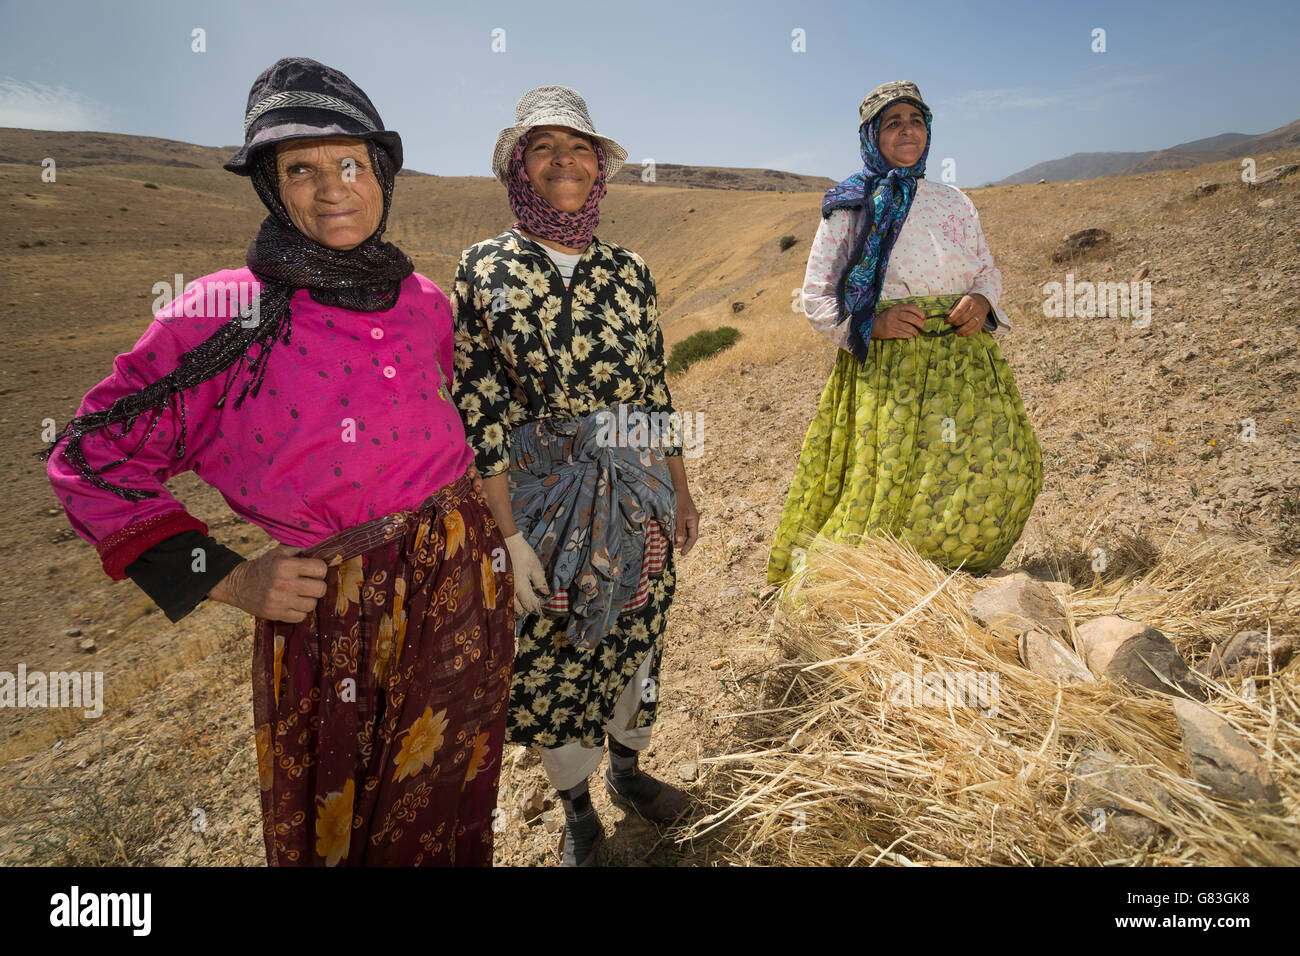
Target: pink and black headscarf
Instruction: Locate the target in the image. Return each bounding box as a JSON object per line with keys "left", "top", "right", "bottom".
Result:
{"left": 506, "top": 131, "right": 607, "bottom": 248}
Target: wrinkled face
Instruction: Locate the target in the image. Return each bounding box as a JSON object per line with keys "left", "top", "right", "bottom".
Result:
{"left": 523, "top": 125, "right": 598, "bottom": 213}
{"left": 877, "top": 102, "right": 928, "bottom": 169}
{"left": 275, "top": 137, "right": 383, "bottom": 250}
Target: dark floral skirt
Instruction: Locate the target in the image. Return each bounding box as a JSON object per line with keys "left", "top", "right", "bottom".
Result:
{"left": 251, "top": 472, "right": 515, "bottom": 866}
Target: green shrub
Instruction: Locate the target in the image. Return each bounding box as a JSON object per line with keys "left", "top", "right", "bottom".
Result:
{"left": 143, "top": 182, "right": 159, "bottom": 189}
{"left": 667, "top": 326, "right": 741, "bottom": 375}
{"left": 778, "top": 235, "right": 797, "bottom": 251}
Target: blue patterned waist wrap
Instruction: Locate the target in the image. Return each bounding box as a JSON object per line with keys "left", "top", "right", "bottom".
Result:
{"left": 506, "top": 403, "right": 678, "bottom": 650}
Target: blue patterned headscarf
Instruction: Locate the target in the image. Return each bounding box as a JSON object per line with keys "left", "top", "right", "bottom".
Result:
{"left": 822, "top": 99, "right": 932, "bottom": 360}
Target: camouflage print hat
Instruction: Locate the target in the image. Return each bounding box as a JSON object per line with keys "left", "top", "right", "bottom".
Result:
{"left": 858, "top": 80, "right": 932, "bottom": 128}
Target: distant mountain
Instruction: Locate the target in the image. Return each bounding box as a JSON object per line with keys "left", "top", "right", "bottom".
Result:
{"left": 0, "top": 128, "right": 443, "bottom": 176}
{"left": 0, "top": 128, "right": 237, "bottom": 169}
{"left": 608, "top": 162, "right": 835, "bottom": 192}
{"left": 0, "top": 129, "right": 832, "bottom": 191}
{"left": 997, "top": 118, "right": 1300, "bottom": 184}
{"left": 996, "top": 151, "right": 1153, "bottom": 185}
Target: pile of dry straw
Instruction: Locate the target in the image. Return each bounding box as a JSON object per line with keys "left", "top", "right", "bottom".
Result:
{"left": 685, "top": 532, "right": 1299, "bottom": 865}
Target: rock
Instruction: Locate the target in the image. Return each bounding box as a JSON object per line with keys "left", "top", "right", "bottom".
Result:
{"left": 1193, "top": 181, "right": 1220, "bottom": 198}
{"left": 1248, "top": 163, "right": 1299, "bottom": 188}
{"left": 707, "top": 657, "right": 729, "bottom": 670}
{"left": 518, "top": 785, "right": 548, "bottom": 822}
{"left": 1159, "top": 346, "right": 1198, "bottom": 371}
{"left": 970, "top": 579, "right": 1069, "bottom": 641}
{"left": 1076, "top": 616, "right": 1204, "bottom": 699}
{"left": 1198, "top": 630, "right": 1294, "bottom": 680}
{"left": 64, "top": 627, "right": 81, "bottom": 637}
{"left": 1073, "top": 749, "right": 1171, "bottom": 846}
{"left": 1036, "top": 178, "right": 1047, "bottom": 184}
{"left": 1131, "top": 261, "right": 1151, "bottom": 282}
{"left": 1258, "top": 198, "right": 1277, "bottom": 209}
{"left": 1019, "top": 629, "right": 1095, "bottom": 683}
{"left": 1124, "top": 583, "right": 1171, "bottom": 601}
{"left": 677, "top": 761, "right": 699, "bottom": 782}
{"left": 731, "top": 301, "right": 745, "bottom": 313}
{"left": 1110, "top": 813, "right": 1163, "bottom": 846}
{"left": 1044, "top": 581, "right": 1072, "bottom": 597}
{"left": 1172, "top": 698, "right": 1282, "bottom": 809}
{"left": 1051, "top": 228, "right": 1113, "bottom": 263}
{"left": 541, "top": 808, "right": 563, "bottom": 834}
{"left": 78, "top": 637, "right": 96, "bottom": 653}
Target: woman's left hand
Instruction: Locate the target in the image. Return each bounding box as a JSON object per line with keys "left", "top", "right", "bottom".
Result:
{"left": 946, "top": 294, "right": 990, "bottom": 336}
{"left": 467, "top": 463, "right": 484, "bottom": 495}
{"left": 675, "top": 489, "right": 699, "bottom": 556}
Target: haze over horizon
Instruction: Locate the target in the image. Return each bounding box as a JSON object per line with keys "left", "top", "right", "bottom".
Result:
{"left": 2, "top": 0, "right": 1298, "bottom": 187}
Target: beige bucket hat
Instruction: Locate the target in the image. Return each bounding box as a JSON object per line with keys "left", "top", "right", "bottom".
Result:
{"left": 858, "top": 80, "right": 932, "bottom": 128}
{"left": 491, "top": 85, "right": 628, "bottom": 184}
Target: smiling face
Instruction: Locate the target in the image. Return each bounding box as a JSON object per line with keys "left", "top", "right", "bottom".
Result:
{"left": 275, "top": 137, "right": 383, "bottom": 250}
{"left": 522, "top": 125, "right": 598, "bottom": 212}
{"left": 877, "top": 102, "right": 928, "bottom": 169}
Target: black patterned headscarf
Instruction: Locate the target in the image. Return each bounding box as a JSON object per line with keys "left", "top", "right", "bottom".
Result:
{"left": 39, "top": 59, "right": 413, "bottom": 500}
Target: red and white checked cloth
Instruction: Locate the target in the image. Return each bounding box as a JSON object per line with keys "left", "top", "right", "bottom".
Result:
{"left": 540, "top": 518, "right": 668, "bottom": 616}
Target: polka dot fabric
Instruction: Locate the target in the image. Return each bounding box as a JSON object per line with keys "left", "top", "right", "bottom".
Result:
{"left": 49, "top": 268, "right": 475, "bottom": 550}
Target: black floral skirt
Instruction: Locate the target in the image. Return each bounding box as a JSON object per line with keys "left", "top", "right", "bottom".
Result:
{"left": 505, "top": 547, "right": 675, "bottom": 749}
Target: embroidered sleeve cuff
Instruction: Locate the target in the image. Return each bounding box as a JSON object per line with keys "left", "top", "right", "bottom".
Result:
{"left": 96, "top": 511, "right": 210, "bottom": 581}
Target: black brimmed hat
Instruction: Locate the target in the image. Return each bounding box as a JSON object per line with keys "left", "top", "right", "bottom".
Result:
{"left": 224, "top": 57, "right": 403, "bottom": 175}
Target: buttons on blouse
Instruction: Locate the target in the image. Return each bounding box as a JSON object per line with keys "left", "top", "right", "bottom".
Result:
{"left": 370, "top": 327, "right": 384, "bottom": 340}
{"left": 382, "top": 365, "right": 397, "bottom": 379}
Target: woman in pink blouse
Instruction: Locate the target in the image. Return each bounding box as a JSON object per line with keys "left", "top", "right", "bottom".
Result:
{"left": 41, "top": 58, "right": 514, "bottom": 866}
{"left": 768, "top": 81, "right": 1042, "bottom": 580}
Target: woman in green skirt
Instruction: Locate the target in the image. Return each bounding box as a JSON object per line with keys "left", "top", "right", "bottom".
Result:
{"left": 768, "top": 81, "right": 1042, "bottom": 581}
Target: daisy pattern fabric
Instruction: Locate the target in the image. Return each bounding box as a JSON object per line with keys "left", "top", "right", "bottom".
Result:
{"left": 451, "top": 230, "right": 680, "bottom": 750}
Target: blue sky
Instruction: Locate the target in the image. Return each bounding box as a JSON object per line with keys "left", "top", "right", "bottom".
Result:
{"left": 2, "top": 0, "right": 1297, "bottom": 186}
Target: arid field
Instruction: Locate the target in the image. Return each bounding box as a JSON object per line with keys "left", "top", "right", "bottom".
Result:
{"left": 0, "top": 129, "right": 1297, "bottom": 865}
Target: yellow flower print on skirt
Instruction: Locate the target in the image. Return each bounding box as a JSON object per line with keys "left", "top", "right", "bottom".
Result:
{"left": 335, "top": 555, "right": 364, "bottom": 616}
{"left": 315, "top": 778, "right": 355, "bottom": 867}
{"left": 768, "top": 294, "right": 1042, "bottom": 580}
{"left": 443, "top": 509, "right": 465, "bottom": 559}
{"left": 392, "top": 706, "right": 449, "bottom": 783}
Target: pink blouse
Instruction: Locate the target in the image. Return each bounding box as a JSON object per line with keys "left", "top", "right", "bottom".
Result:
{"left": 48, "top": 268, "right": 475, "bottom": 572}
{"left": 803, "top": 179, "right": 1012, "bottom": 350}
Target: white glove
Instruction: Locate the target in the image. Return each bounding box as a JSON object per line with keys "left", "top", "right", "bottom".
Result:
{"left": 504, "top": 532, "right": 549, "bottom": 616}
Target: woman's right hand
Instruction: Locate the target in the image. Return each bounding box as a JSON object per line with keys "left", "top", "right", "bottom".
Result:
{"left": 208, "top": 545, "right": 328, "bottom": 623}
{"left": 871, "top": 303, "right": 927, "bottom": 339}
{"left": 505, "top": 531, "right": 549, "bottom": 616}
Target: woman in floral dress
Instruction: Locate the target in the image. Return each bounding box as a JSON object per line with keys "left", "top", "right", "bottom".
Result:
{"left": 452, "top": 86, "right": 700, "bottom": 866}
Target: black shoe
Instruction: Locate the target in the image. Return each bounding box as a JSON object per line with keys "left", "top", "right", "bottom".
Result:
{"left": 604, "top": 767, "right": 692, "bottom": 823}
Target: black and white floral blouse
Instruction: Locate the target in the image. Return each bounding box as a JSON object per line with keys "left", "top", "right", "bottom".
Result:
{"left": 450, "top": 230, "right": 681, "bottom": 477}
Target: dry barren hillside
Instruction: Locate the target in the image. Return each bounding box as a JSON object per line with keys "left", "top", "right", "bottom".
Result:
{"left": 0, "top": 129, "right": 1297, "bottom": 866}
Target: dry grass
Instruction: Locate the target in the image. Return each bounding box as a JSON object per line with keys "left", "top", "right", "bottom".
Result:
{"left": 682, "top": 532, "right": 1299, "bottom": 865}
{"left": 0, "top": 735, "right": 182, "bottom": 865}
